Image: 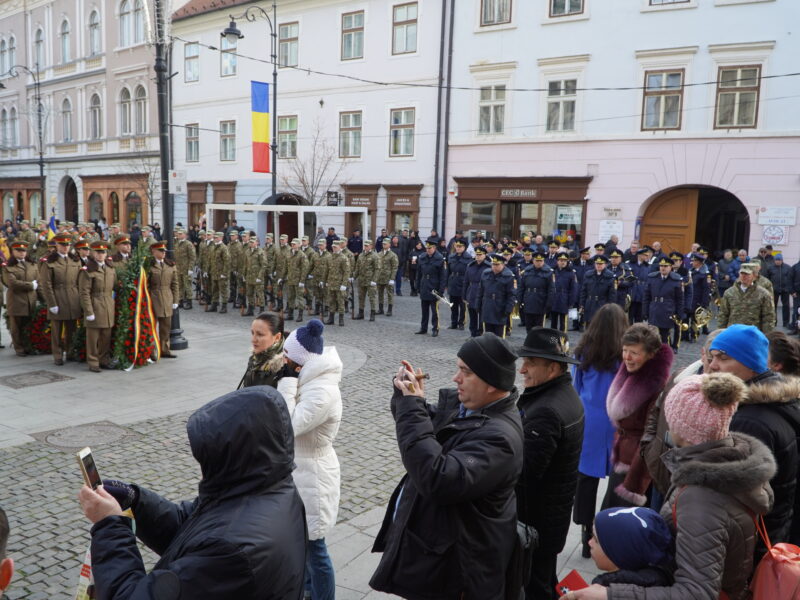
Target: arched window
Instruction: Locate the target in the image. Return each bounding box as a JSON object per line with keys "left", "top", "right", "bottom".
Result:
{"left": 29, "top": 192, "right": 42, "bottom": 221}
{"left": 88, "top": 192, "right": 103, "bottom": 221}
{"left": 8, "top": 37, "right": 15, "bottom": 69}
{"left": 0, "top": 109, "right": 7, "bottom": 148}
{"left": 2, "top": 192, "right": 14, "bottom": 222}
{"left": 0, "top": 40, "right": 7, "bottom": 74}
{"left": 134, "top": 85, "right": 146, "bottom": 134}
{"left": 125, "top": 191, "right": 141, "bottom": 229}
{"left": 119, "top": 1, "right": 131, "bottom": 47}
{"left": 62, "top": 99, "right": 72, "bottom": 142}
{"left": 34, "top": 29, "right": 44, "bottom": 68}
{"left": 60, "top": 20, "right": 71, "bottom": 63}
{"left": 133, "top": 0, "right": 145, "bottom": 44}
{"left": 89, "top": 11, "right": 101, "bottom": 55}
{"left": 10, "top": 107, "right": 18, "bottom": 146}
{"left": 89, "top": 93, "right": 102, "bottom": 139}
{"left": 119, "top": 88, "right": 131, "bottom": 135}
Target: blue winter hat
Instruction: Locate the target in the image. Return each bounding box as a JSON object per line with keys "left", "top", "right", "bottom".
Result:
{"left": 284, "top": 319, "right": 324, "bottom": 366}
{"left": 775, "top": 253, "right": 783, "bottom": 260}
{"left": 710, "top": 324, "right": 769, "bottom": 374}
{"left": 594, "top": 507, "right": 673, "bottom": 570}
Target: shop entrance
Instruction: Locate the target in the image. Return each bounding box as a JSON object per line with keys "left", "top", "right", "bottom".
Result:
{"left": 499, "top": 202, "right": 540, "bottom": 240}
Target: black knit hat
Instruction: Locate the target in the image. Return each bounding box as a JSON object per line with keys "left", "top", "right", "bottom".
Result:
{"left": 456, "top": 333, "right": 517, "bottom": 391}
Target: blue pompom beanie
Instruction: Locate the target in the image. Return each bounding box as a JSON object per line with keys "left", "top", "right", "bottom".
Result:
{"left": 594, "top": 507, "right": 673, "bottom": 570}
{"left": 710, "top": 324, "right": 769, "bottom": 374}
{"left": 284, "top": 319, "right": 324, "bottom": 366}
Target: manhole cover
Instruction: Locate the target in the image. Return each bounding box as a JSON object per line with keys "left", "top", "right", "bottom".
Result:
{"left": 34, "top": 421, "right": 134, "bottom": 449}
{"left": 0, "top": 370, "right": 75, "bottom": 389}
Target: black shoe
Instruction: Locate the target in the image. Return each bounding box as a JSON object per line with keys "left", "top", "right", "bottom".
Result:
{"left": 447, "top": 325, "right": 458, "bottom": 330}
{"left": 457, "top": 324, "right": 465, "bottom": 330}
{"left": 184, "top": 300, "right": 193, "bottom": 310}
{"left": 369, "top": 310, "right": 376, "bottom": 322}
{"left": 414, "top": 329, "right": 427, "bottom": 335}
{"left": 243, "top": 306, "right": 254, "bottom": 317}
{"left": 286, "top": 310, "right": 294, "bottom": 321}
{"left": 410, "top": 291, "right": 418, "bottom": 297}
{"left": 339, "top": 314, "right": 345, "bottom": 326}
{"left": 431, "top": 330, "right": 439, "bottom": 337}
{"left": 581, "top": 525, "right": 592, "bottom": 559}
{"left": 296, "top": 310, "right": 304, "bottom": 323}
{"left": 325, "top": 313, "right": 334, "bottom": 325}
{"left": 354, "top": 309, "right": 364, "bottom": 320}
{"left": 386, "top": 305, "right": 393, "bottom": 317}
{"left": 396, "top": 291, "right": 403, "bottom": 296}
{"left": 377, "top": 304, "right": 384, "bottom": 315}
{"left": 161, "top": 353, "right": 178, "bottom": 359}
{"left": 219, "top": 303, "right": 228, "bottom": 314}
{"left": 208, "top": 302, "right": 218, "bottom": 313}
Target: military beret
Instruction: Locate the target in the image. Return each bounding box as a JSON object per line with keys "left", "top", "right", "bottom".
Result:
{"left": 592, "top": 255, "right": 609, "bottom": 264}
{"left": 90, "top": 240, "right": 110, "bottom": 251}
{"left": 115, "top": 235, "right": 131, "bottom": 245}
{"left": 658, "top": 257, "right": 672, "bottom": 266}
{"left": 10, "top": 240, "right": 30, "bottom": 250}
{"left": 151, "top": 242, "right": 167, "bottom": 251}
{"left": 74, "top": 240, "right": 90, "bottom": 249}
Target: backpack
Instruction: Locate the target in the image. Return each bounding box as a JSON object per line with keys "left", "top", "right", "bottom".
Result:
{"left": 750, "top": 514, "right": 800, "bottom": 600}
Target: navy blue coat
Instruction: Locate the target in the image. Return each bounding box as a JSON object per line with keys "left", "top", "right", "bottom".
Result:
{"left": 579, "top": 269, "right": 615, "bottom": 322}
{"left": 608, "top": 263, "right": 633, "bottom": 308}
{"left": 545, "top": 253, "right": 560, "bottom": 269}
{"left": 643, "top": 272, "right": 684, "bottom": 329}
{"left": 464, "top": 258, "right": 491, "bottom": 307}
{"left": 630, "top": 260, "right": 650, "bottom": 303}
{"left": 89, "top": 387, "right": 307, "bottom": 600}
{"left": 519, "top": 264, "right": 554, "bottom": 315}
{"left": 552, "top": 266, "right": 579, "bottom": 314}
{"left": 477, "top": 267, "right": 517, "bottom": 325}
{"left": 690, "top": 265, "right": 711, "bottom": 310}
{"left": 574, "top": 259, "right": 592, "bottom": 293}
{"left": 416, "top": 251, "right": 446, "bottom": 302}
{"left": 675, "top": 268, "right": 693, "bottom": 317}
{"left": 447, "top": 252, "right": 472, "bottom": 298}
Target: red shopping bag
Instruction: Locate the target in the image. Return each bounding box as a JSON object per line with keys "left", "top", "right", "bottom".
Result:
{"left": 750, "top": 515, "right": 800, "bottom": 600}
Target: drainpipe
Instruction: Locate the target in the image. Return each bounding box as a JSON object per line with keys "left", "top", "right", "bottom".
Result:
{"left": 432, "top": 0, "right": 447, "bottom": 232}
{"left": 440, "top": 0, "right": 455, "bottom": 236}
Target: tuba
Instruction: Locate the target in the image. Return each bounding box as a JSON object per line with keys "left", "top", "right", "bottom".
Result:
{"left": 693, "top": 306, "right": 713, "bottom": 335}
{"left": 670, "top": 314, "right": 689, "bottom": 331}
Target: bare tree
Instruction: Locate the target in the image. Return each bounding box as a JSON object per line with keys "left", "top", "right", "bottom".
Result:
{"left": 116, "top": 152, "right": 161, "bottom": 223}
{"left": 280, "top": 118, "right": 348, "bottom": 206}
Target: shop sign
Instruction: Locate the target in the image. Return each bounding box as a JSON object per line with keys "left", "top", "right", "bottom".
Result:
{"left": 393, "top": 197, "right": 412, "bottom": 207}
{"left": 762, "top": 225, "right": 789, "bottom": 246}
{"left": 598, "top": 219, "right": 623, "bottom": 241}
{"left": 557, "top": 205, "right": 583, "bottom": 224}
{"left": 348, "top": 196, "right": 372, "bottom": 207}
{"left": 603, "top": 207, "right": 622, "bottom": 219}
{"left": 757, "top": 207, "right": 796, "bottom": 226}
{"left": 500, "top": 188, "right": 537, "bottom": 198}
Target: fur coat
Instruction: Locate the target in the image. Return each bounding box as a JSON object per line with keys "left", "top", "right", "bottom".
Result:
{"left": 606, "top": 343, "right": 673, "bottom": 505}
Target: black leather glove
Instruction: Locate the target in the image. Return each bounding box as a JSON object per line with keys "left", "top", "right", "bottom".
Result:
{"left": 102, "top": 479, "right": 139, "bottom": 510}
{"left": 278, "top": 363, "right": 300, "bottom": 380}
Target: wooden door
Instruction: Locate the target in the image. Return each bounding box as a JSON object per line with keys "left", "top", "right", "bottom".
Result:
{"left": 639, "top": 188, "right": 698, "bottom": 255}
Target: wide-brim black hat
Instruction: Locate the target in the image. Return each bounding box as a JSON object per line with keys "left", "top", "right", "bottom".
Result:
{"left": 517, "top": 327, "right": 580, "bottom": 364}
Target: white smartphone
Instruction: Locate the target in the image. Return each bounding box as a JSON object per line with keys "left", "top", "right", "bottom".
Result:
{"left": 76, "top": 447, "right": 102, "bottom": 489}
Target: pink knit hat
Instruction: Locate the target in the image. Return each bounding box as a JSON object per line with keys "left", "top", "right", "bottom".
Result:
{"left": 664, "top": 373, "right": 747, "bottom": 446}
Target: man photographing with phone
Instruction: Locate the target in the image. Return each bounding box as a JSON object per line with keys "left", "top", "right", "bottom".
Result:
{"left": 369, "top": 333, "right": 525, "bottom": 599}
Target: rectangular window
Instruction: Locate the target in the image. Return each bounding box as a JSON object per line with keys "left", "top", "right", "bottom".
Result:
{"left": 278, "top": 115, "right": 297, "bottom": 158}
{"left": 546, "top": 79, "right": 576, "bottom": 132}
{"left": 220, "top": 120, "right": 236, "bottom": 160}
{"left": 279, "top": 22, "right": 299, "bottom": 67}
{"left": 392, "top": 3, "right": 417, "bottom": 55}
{"left": 481, "top": 0, "right": 512, "bottom": 26}
{"left": 642, "top": 70, "right": 683, "bottom": 130}
{"left": 649, "top": 0, "right": 689, "bottom": 4}
{"left": 339, "top": 111, "right": 362, "bottom": 158}
{"left": 184, "top": 42, "right": 199, "bottom": 82}
{"left": 220, "top": 36, "right": 237, "bottom": 77}
{"left": 389, "top": 108, "right": 415, "bottom": 156}
{"left": 341, "top": 11, "right": 364, "bottom": 60}
{"left": 550, "top": 0, "right": 583, "bottom": 17}
{"left": 478, "top": 85, "right": 506, "bottom": 134}
{"left": 186, "top": 123, "right": 199, "bottom": 162}
{"left": 715, "top": 65, "right": 760, "bottom": 129}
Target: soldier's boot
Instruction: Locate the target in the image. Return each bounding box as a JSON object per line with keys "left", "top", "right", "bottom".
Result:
{"left": 296, "top": 309, "right": 304, "bottom": 323}
{"left": 208, "top": 302, "right": 218, "bottom": 313}
{"left": 257, "top": 306, "right": 264, "bottom": 314}
{"left": 243, "top": 306, "right": 254, "bottom": 317}
{"left": 219, "top": 303, "right": 228, "bottom": 314}
{"left": 314, "top": 302, "right": 321, "bottom": 316}
{"left": 369, "top": 310, "right": 376, "bottom": 322}
{"left": 185, "top": 300, "right": 194, "bottom": 310}
{"left": 386, "top": 305, "right": 393, "bottom": 317}
{"left": 325, "top": 312, "right": 335, "bottom": 325}
{"left": 377, "top": 303, "right": 384, "bottom": 315}
{"left": 339, "top": 313, "right": 345, "bottom": 326}
{"left": 354, "top": 309, "right": 364, "bottom": 320}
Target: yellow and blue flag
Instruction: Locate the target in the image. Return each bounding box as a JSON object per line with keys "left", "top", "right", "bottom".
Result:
{"left": 251, "top": 81, "right": 270, "bottom": 173}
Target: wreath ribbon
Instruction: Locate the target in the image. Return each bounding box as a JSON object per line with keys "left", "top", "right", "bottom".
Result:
{"left": 125, "top": 267, "right": 160, "bottom": 371}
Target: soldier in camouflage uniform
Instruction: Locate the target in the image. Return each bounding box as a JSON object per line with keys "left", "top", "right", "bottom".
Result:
{"left": 17, "top": 220, "right": 37, "bottom": 247}
{"left": 32, "top": 221, "right": 51, "bottom": 261}
{"left": 324, "top": 239, "right": 351, "bottom": 327}
{"left": 175, "top": 228, "right": 196, "bottom": 309}
{"left": 375, "top": 237, "right": 399, "bottom": 317}
{"left": 227, "top": 230, "right": 244, "bottom": 308}
{"left": 107, "top": 223, "right": 122, "bottom": 246}
{"left": 207, "top": 231, "right": 231, "bottom": 313}
{"left": 307, "top": 238, "right": 329, "bottom": 316}
{"left": 339, "top": 239, "right": 356, "bottom": 313}
{"left": 274, "top": 233, "right": 290, "bottom": 311}
{"left": 263, "top": 233, "right": 277, "bottom": 310}
{"left": 300, "top": 236, "right": 315, "bottom": 311}
{"left": 139, "top": 226, "right": 156, "bottom": 253}
{"left": 283, "top": 238, "right": 309, "bottom": 322}
{"left": 353, "top": 239, "right": 379, "bottom": 321}
{"left": 243, "top": 234, "right": 266, "bottom": 317}
{"left": 197, "top": 230, "right": 213, "bottom": 304}
{"left": 717, "top": 262, "right": 775, "bottom": 334}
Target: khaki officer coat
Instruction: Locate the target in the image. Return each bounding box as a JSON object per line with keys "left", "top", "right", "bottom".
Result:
{"left": 78, "top": 259, "right": 117, "bottom": 328}
{"left": 40, "top": 253, "right": 82, "bottom": 320}
{"left": 146, "top": 258, "right": 179, "bottom": 318}
{"left": 2, "top": 257, "right": 38, "bottom": 316}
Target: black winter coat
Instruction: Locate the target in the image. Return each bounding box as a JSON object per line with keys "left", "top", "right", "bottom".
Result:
{"left": 516, "top": 373, "right": 584, "bottom": 553}
{"left": 371, "top": 387, "right": 524, "bottom": 600}
{"left": 447, "top": 252, "right": 472, "bottom": 297}
{"left": 90, "top": 387, "right": 307, "bottom": 600}
{"left": 768, "top": 262, "right": 793, "bottom": 294}
{"left": 416, "top": 251, "right": 446, "bottom": 301}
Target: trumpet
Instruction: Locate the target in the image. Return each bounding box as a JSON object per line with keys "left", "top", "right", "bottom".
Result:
{"left": 432, "top": 290, "right": 453, "bottom": 307}
{"left": 671, "top": 314, "right": 689, "bottom": 331}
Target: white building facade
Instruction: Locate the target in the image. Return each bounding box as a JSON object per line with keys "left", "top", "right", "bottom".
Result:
{"left": 446, "top": 0, "right": 800, "bottom": 261}
{"left": 171, "top": 0, "right": 447, "bottom": 240}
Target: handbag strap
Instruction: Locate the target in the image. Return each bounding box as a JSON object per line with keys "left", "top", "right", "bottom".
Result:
{"left": 753, "top": 513, "right": 773, "bottom": 552}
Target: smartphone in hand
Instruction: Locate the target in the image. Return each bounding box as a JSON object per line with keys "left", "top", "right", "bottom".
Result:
{"left": 76, "top": 447, "right": 102, "bottom": 490}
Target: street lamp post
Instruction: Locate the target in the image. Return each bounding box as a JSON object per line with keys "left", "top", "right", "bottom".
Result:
{"left": 1, "top": 64, "right": 45, "bottom": 220}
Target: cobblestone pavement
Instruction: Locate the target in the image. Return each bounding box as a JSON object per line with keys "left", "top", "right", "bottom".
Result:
{"left": 0, "top": 282, "right": 706, "bottom": 598}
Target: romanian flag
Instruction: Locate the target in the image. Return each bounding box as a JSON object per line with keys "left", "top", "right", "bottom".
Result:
{"left": 251, "top": 81, "right": 270, "bottom": 173}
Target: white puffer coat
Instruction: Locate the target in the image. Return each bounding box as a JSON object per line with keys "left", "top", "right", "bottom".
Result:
{"left": 277, "top": 346, "right": 343, "bottom": 540}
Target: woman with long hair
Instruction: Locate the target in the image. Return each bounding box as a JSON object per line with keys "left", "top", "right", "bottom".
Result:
{"left": 767, "top": 329, "right": 800, "bottom": 376}
{"left": 571, "top": 303, "right": 629, "bottom": 557}
{"left": 238, "top": 311, "right": 286, "bottom": 389}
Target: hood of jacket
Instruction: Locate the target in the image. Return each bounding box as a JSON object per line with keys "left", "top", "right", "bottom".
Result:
{"left": 745, "top": 372, "right": 800, "bottom": 406}
{"left": 298, "top": 346, "right": 343, "bottom": 387}
{"left": 607, "top": 343, "right": 673, "bottom": 424}
{"left": 188, "top": 386, "right": 295, "bottom": 501}
{"left": 664, "top": 432, "right": 776, "bottom": 514}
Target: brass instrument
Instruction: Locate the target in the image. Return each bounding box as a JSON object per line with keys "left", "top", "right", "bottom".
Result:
{"left": 692, "top": 306, "right": 713, "bottom": 336}
{"left": 670, "top": 314, "right": 689, "bottom": 331}
{"left": 432, "top": 290, "right": 453, "bottom": 307}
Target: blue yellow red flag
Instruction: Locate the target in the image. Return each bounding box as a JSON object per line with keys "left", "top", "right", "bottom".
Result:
{"left": 251, "top": 81, "right": 270, "bottom": 173}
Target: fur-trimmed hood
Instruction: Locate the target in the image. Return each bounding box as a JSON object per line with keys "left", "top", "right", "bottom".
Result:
{"left": 745, "top": 372, "right": 800, "bottom": 406}
{"left": 607, "top": 343, "right": 674, "bottom": 424}
{"left": 663, "top": 432, "right": 776, "bottom": 514}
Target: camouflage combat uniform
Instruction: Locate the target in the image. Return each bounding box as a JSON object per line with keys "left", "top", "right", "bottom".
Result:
{"left": 717, "top": 282, "right": 775, "bottom": 334}
{"left": 284, "top": 242, "right": 309, "bottom": 320}
{"left": 354, "top": 242, "right": 379, "bottom": 320}
{"left": 375, "top": 242, "right": 399, "bottom": 315}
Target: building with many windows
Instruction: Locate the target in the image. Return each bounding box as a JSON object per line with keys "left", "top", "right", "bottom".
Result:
{"left": 0, "top": 0, "right": 160, "bottom": 228}
{"left": 447, "top": 0, "right": 800, "bottom": 259}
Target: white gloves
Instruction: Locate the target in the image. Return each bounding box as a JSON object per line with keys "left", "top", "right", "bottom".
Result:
{"left": 389, "top": 280, "right": 395, "bottom": 285}
{"left": 349, "top": 278, "right": 354, "bottom": 283}
{"left": 220, "top": 274, "right": 226, "bottom": 279}
{"left": 32, "top": 280, "right": 38, "bottom": 290}
{"left": 256, "top": 278, "right": 262, "bottom": 283}
{"left": 172, "top": 303, "right": 179, "bottom": 309}
{"left": 308, "top": 275, "right": 313, "bottom": 279}
{"left": 86, "top": 314, "right": 96, "bottom": 322}
{"left": 277, "top": 279, "right": 283, "bottom": 285}
{"left": 370, "top": 281, "right": 377, "bottom": 287}
{"left": 203, "top": 272, "right": 208, "bottom": 277}
{"left": 299, "top": 282, "right": 305, "bottom": 288}
{"left": 49, "top": 306, "right": 59, "bottom": 314}
{"left": 340, "top": 285, "right": 347, "bottom": 292}
{"left": 188, "top": 270, "right": 192, "bottom": 276}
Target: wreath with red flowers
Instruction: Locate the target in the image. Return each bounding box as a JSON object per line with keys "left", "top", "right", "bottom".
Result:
{"left": 111, "top": 245, "right": 157, "bottom": 369}
{"left": 2, "top": 303, "right": 51, "bottom": 354}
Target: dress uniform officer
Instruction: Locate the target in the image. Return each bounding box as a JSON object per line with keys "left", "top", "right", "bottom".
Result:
{"left": 572, "top": 247, "right": 593, "bottom": 330}
{"left": 354, "top": 239, "right": 379, "bottom": 321}
{"left": 476, "top": 253, "right": 516, "bottom": 338}
{"left": 607, "top": 249, "right": 634, "bottom": 312}
{"left": 78, "top": 240, "right": 117, "bottom": 372}
{"left": 551, "top": 251, "right": 579, "bottom": 333}
{"left": 593, "top": 243, "right": 606, "bottom": 257}
{"left": 414, "top": 238, "right": 446, "bottom": 337}
{"left": 175, "top": 228, "right": 196, "bottom": 309}
{"left": 146, "top": 241, "right": 180, "bottom": 358}
{"left": 463, "top": 246, "right": 491, "bottom": 337}
{"left": 643, "top": 257, "right": 684, "bottom": 351}
{"left": 670, "top": 251, "right": 693, "bottom": 351}
{"left": 545, "top": 241, "right": 560, "bottom": 268}
{"left": 40, "top": 234, "right": 82, "bottom": 365}
{"left": 446, "top": 239, "right": 471, "bottom": 329}
{"left": 687, "top": 252, "right": 711, "bottom": 342}
{"left": 2, "top": 240, "right": 39, "bottom": 356}
{"left": 324, "top": 240, "right": 351, "bottom": 327}
{"left": 110, "top": 235, "right": 133, "bottom": 277}
{"left": 73, "top": 240, "right": 91, "bottom": 266}
{"left": 518, "top": 251, "right": 554, "bottom": 330}
{"left": 629, "top": 248, "right": 652, "bottom": 323}
{"left": 578, "top": 255, "right": 615, "bottom": 325}
{"left": 375, "top": 238, "right": 399, "bottom": 317}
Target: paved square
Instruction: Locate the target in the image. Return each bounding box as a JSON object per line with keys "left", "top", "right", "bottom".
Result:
{"left": 0, "top": 370, "right": 75, "bottom": 390}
